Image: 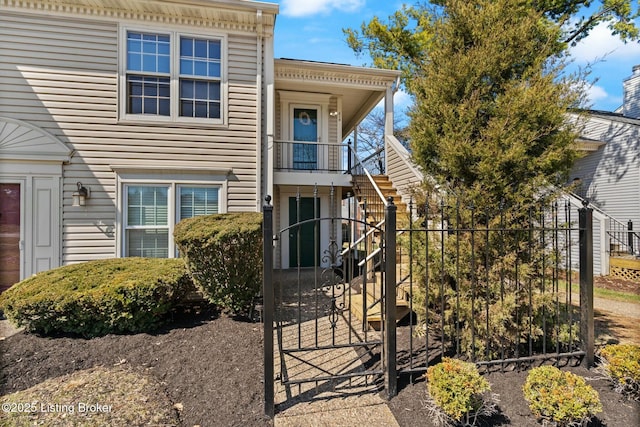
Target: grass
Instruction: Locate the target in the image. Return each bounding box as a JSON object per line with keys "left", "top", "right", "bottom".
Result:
{"left": 0, "top": 367, "right": 179, "bottom": 426}
{"left": 568, "top": 282, "right": 640, "bottom": 304}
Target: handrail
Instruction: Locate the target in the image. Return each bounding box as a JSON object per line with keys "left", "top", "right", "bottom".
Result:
{"left": 341, "top": 219, "right": 385, "bottom": 257}
{"left": 358, "top": 146, "right": 385, "bottom": 168}
{"left": 566, "top": 191, "right": 640, "bottom": 255}
{"left": 351, "top": 149, "right": 388, "bottom": 207}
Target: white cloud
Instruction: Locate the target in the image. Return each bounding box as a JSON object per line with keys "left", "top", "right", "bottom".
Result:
{"left": 393, "top": 89, "right": 412, "bottom": 109}
{"left": 280, "top": 0, "right": 365, "bottom": 17}
{"left": 586, "top": 84, "right": 608, "bottom": 103}
{"left": 570, "top": 22, "right": 640, "bottom": 64}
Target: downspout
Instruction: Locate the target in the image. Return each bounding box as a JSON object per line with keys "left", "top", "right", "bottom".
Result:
{"left": 256, "top": 10, "right": 263, "bottom": 211}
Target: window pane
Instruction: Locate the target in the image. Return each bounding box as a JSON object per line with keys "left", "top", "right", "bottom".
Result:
{"left": 194, "top": 39, "right": 207, "bottom": 57}
{"left": 180, "top": 80, "right": 193, "bottom": 98}
{"left": 128, "top": 53, "right": 141, "bottom": 71}
{"left": 194, "top": 60, "right": 207, "bottom": 76}
{"left": 143, "top": 98, "right": 157, "bottom": 114}
{"left": 180, "top": 59, "right": 193, "bottom": 75}
{"left": 127, "top": 229, "right": 168, "bottom": 258}
{"left": 179, "top": 187, "right": 219, "bottom": 220}
{"left": 181, "top": 100, "right": 193, "bottom": 117}
{"left": 127, "top": 186, "right": 168, "bottom": 226}
{"left": 210, "top": 82, "right": 220, "bottom": 99}
{"left": 142, "top": 54, "right": 157, "bottom": 72}
{"left": 209, "top": 102, "right": 220, "bottom": 119}
{"left": 179, "top": 80, "right": 220, "bottom": 118}
{"left": 208, "top": 41, "right": 221, "bottom": 59}
{"left": 208, "top": 62, "right": 220, "bottom": 78}
{"left": 127, "top": 32, "right": 170, "bottom": 74}
{"left": 181, "top": 37, "right": 193, "bottom": 57}
{"left": 158, "top": 55, "right": 170, "bottom": 73}
{"left": 129, "top": 97, "right": 142, "bottom": 114}
{"left": 127, "top": 76, "right": 170, "bottom": 116}
{"left": 195, "top": 101, "right": 207, "bottom": 118}
{"left": 159, "top": 99, "right": 170, "bottom": 116}
{"left": 195, "top": 81, "right": 208, "bottom": 99}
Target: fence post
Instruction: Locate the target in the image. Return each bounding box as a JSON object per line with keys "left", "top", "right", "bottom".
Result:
{"left": 628, "top": 220, "right": 634, "bottom": 254}
{"left": 579, "top": 202, "right": 594, "bottom": 368}
{"left": 262, "top": 196, "right": 275, "bottom": 418}
{"left": 384, "top": 197, "right": 397, "bottom": 398}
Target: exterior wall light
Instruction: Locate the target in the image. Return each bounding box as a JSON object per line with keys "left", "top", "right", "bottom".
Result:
{"left": 72, "top": 182, "right": 90, "bottom": 207}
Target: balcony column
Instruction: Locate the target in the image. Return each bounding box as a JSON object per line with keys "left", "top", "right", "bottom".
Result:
{"left": 384, "top": 84, "right": 394, "bottom": 173}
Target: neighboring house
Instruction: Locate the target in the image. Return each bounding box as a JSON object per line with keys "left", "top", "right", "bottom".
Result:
{"left": 569, "top": 66, "right": 640, "bottom": 277}
{"left": 0, "top": 0, "right": 403, "bottom": 291}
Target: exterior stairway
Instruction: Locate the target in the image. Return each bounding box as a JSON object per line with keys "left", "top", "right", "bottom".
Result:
{"left": 348, "top": 174, "right": 413, "bottom": 329}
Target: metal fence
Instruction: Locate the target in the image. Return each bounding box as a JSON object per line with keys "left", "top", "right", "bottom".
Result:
{"left": 262, "top": 195, "right": 595, "bottom": 416}
{"left": 394, "top": 196, "right": 594, "bottom": 377}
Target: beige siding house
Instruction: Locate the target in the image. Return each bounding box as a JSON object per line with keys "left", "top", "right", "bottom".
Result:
{"left": 0, "top": 0, "right": 403, "bottom": 289}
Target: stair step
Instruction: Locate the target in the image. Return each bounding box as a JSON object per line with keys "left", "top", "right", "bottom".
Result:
{"left": 349, "top": 289, "right": 413, "bottom": 330}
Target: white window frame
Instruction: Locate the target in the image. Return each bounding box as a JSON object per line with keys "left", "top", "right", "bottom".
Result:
{"left": 118, "top": 25, "right": 228, "bottom": 126}
{"left": 278, "top": 91, "right": 331, "bottom": 171}
{"left": 117, "top": 176, "right": 227, "bottom": 258}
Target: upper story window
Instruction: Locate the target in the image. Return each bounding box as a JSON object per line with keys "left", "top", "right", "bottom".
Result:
{"left": 121, "top": 28, "right": 226, "bottom": 124}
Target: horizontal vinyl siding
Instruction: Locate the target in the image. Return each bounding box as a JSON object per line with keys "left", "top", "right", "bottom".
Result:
{"left": 386, "top": 138, "right": 423, "bottom": 207}
{"left": 572, "top": 117, "right": 640, "bottom": 227}
{"left": 1, "top": 12, "right": 260, "bottom": 263}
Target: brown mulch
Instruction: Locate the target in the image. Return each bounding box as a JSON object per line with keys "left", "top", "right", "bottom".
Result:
{"left": 0, "top": 308, "right": 271, "bottom": 427}
{"left": 594, "top": 275, "right": 640, "bottom": 295}
{"left": 1, "top": 275, "right": 638, "bottom": 426}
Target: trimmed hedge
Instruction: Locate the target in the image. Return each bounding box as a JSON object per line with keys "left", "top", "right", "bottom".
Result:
{"left": 174, "top": 212, "right": 262, "bottom": 315}
{"left": 0, "top": 258, "right": 193, "bottom": 337}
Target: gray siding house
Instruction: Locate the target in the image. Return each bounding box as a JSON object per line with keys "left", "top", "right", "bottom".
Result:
{"left": 0, "top": 0, "right": 402, "bottom": 290}
{"left": 569, "top": 66, "right": 640, "bottom": 276}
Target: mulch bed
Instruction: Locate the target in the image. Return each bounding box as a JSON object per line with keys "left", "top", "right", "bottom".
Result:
{"left": 389, "top": 364, "right": 640, "bottom": 427}
{"left": 0, "top": 308, "right": 271, "bottom": 427}
{"left": 1, "top": 275, "right": 639, "bottom": 426}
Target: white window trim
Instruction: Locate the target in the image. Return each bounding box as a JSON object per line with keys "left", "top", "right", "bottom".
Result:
{"left": 116, "top": 175, "right": 227, "bottom": 258}
{"left": 118, "top": 25, "right": 228, "bottom": 126}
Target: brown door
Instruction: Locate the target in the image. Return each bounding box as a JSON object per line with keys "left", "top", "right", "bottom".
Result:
{"left": 0, "top": 184, "right": 20, "bottom": 292}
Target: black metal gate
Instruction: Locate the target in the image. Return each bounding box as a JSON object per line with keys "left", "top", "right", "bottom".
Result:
{"left": 262, "top": 194, "right": 398, "bottom": 417}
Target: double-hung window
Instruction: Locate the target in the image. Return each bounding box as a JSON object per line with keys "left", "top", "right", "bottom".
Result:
{"left": 122, "top": 28, "right": 225, "bottom": 123}
{"left": 124, "top": 184, "right": 221, "bottom": 258}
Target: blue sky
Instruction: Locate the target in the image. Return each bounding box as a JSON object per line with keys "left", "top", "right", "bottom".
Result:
{"left": 271, "top": 0, "right": 640, "bottom": 113}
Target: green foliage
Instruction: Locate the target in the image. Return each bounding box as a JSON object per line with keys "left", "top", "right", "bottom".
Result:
{"left": 409, "top": 0, "right": 580, "bottom": 210}
{"left": 0, "top": 258, "right": 193, "bottom": 337}
{"left": 174, "top": 212, "right": 262, "bottom": 315}
{"left": 523, "top": 366, "right": 602, "bottom": 426}
{"left": 426, "top": 358, "right": 495, "bottom": 425}
{"left": 408, "top": 195, "right": 581, "bottom": 360}
{"left": 598, "top": 344, "right": 640, "bottom": 400}
{"left": 345, "top": 1, "right": 639, "bottom": 86}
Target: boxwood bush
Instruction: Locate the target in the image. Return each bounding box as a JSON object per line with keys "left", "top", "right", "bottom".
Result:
{"left": 0, "top": 258, "right": 193, "bottom": 337}
{"left": 523, "top": 366, "right": 602, "bottom": 426}
{"left": 174, "top": 212, "right": 262, "bottom": 315}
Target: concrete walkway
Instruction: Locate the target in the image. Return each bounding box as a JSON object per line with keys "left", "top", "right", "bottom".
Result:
{"left": 271, "top": 311, "right": 399, "bottom": 427}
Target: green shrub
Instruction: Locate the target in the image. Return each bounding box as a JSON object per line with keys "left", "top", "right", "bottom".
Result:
{"left": 0, "top": 258, "right": 193, "bottom": 337}
{"left": 598, "top": 344, "right": 640, "bottom": 400}
{"left": 174, "top": 212, "right": 262, "bottom": 315}
{"left": 425, "top": 358, "right": 497, "bottom": 425}
{"left": 522, "top": 366, "right": 602, "bottom": 426}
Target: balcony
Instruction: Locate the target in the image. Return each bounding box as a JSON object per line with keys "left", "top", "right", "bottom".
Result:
{"left": 273, "top": 140, "right": 353, "bottom": 186}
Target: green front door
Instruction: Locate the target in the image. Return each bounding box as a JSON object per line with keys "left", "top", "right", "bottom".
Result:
{"left": 289, "top": 197, "right": 320, "bottom": 268}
